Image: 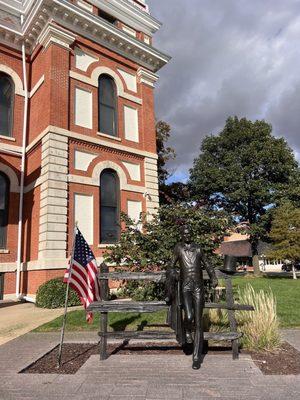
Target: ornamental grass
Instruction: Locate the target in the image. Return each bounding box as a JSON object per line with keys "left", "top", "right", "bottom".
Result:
{"left": 209, "top": 284, "right": 281, "bottom": 351}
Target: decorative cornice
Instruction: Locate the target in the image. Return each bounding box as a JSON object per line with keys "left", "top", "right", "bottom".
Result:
{"left": 38, "top": 22, "right": 76, "bottom": 50}
{"left": 0, "top": 0, "right": 171, "bottom": 72}
{"left": 137, "top": 67, "right": 159, "bottom": 87}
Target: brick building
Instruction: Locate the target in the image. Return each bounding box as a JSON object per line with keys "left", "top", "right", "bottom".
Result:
{"left": 0, "top": 0, "right": 170, "bottom": 300}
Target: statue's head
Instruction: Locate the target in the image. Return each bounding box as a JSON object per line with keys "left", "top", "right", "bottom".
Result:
{"left": 181, "top": 225, "right": 193, "bottom": 244}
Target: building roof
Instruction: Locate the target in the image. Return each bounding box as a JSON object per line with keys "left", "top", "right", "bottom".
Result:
{"left": 220, "top": 240, "right": 252, "bottom": 258}
{"left": 0, "top": 0, "right": 171, "bottom": 72}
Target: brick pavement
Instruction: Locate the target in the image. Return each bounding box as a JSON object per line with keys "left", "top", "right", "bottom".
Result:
{"left": 0, "top": 332, "right": 299, "bottom": 400}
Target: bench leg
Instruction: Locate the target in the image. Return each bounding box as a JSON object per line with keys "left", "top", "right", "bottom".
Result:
{"left": 225, "top": 277, "right": 239, "bottom": 360}
{"left": 100, "top": 312, "right": 108, "bottom": 360}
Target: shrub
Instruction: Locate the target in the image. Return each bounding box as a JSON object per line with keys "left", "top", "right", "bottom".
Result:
{"left": 117, "top": 280, "right": 165, "bottom": 301}
{"left": 36, "top": 278, "right": 81, "bottom": 309}
{"left": 208, "top": 284, "right": 281, "bottom": 351}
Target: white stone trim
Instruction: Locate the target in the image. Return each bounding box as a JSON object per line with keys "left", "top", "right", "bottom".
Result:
{"left": 0, "top": 163, "right": 20, "bottom": 193}
{"left": 97, "top": 132, "right": 121, "bottom": 141}
{"left": 144, "top": 157, "right": 159, "bottom": 220}
{"left": 38, "top": 132, "right": 69, "bottom": 260}
{"left": 19, "top": 257, "right": 104, "bottom": 271}
{"left": 0, "top": 262, "right": 17, "bottom": 272}
{"left": 0, "top": 64, "right": 25, "bottom": 97}
{"left": 74, "top": 149, "right": 97, "bottom": 171}
{"left": 124, "top": 105, "right": 139, "bottom": 143}
{"left": 29, "top": 75, "right": 45, "bottom": 98}
{"left": 122, "top": 161, "right": 141, "bottom": 181}
{"left": 0, "top": 135, "right": 16, "bottom": 142}
{"left": 117, "top": 68, "right": 137, "bottom": 92}
{"left": 76, "top": 0, "right": 93, "bottom": 13}
{"left": 26, "top": 125, "right": 158, "bottom": 160}
{"left": 74, "top": 86, "right": 93, "bottom": 129}
{"left": 70, "top": 70, "right": 142, "bottom": 105}
{"left": 69, "top": 175, "right": 145, "bottom": 195}
{"left": 138, "top": 68, "right": 159, "bottom": 87}
{"left": 74, "top": 193, "right": 94, "bottom": 245}
{"left": 74, "top": 46, "right": 98, "bottom": 72}
{"left": 38, "top": 23, "right": 76, "bottom": 50}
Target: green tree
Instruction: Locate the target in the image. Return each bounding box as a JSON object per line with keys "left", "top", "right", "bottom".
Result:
{"left": 104, "top": 204, "right": 230, "bottom": 270}
{"left": 156, "top": 120, "right": 176, "bottom": 187}
{"left": 267, "top": 202, "right": 300, "bottom": 279}
{"left": 189, "top": 116, "right": 299, "bottom": 275}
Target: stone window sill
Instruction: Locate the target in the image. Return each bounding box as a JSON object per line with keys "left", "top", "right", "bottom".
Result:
{"left": 97, "top": 132, "right": 121, "bottom": 142}
{"left": 98, "top": 244, "right": 116, "bottom": 249}
{"left": 0, "top": 249, "right": 10, "bottom": 254}
{"left": 0, "top": 135, "right": 15, "bottom": 142}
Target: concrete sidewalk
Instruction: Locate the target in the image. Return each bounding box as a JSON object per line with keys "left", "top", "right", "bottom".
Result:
{"left": 0, "top": 301, "right": 78, "bottom": 346}
{"left": 0, "top": 331, "right": 299, "bottom": 400}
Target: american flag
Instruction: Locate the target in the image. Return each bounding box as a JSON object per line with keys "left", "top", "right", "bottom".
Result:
{"left": 64, "top": 228, "right": 101, "bottom": 323}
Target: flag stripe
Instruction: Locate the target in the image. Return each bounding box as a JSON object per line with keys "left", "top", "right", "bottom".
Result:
{"left": 64, "top": 228, "right": 101, "bottom": 323}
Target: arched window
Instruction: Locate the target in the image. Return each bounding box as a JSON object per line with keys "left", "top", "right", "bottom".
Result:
{"left": 98, "top": 75, "right": 117, "bottom": 137}
{"left": 0, "top": 73, "right": 14, "bottom": 137}
{"left": 0, "top": 172, "right": 10, "bottom": 249}
{"left": 100, "top": 169, "right": 120, "bottom": 243}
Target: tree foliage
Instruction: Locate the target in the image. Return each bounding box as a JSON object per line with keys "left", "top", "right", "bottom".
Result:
{"left": 189, "top": 116, "right": 299, "bottom": 251}
{"left": 104, "top": 205, "right": 230, "bottom": 270}
{"left": 267, "top": 202, "right": 300, "bottom": 262}
{"left": 156, "top": 120, "right": 176, "bottom": 187}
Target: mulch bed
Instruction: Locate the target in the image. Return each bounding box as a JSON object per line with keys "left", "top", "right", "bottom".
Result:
{"left": 20, "top": 341, "right": 300, "bottom": 375}
{"left": 247, "top": 342, "right": 300, "bottom": 375}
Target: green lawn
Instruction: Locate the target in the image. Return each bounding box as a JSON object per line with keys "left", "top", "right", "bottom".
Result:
{"left": 233, "top": 275, "right": 300, "bottom": 328}
{"left": 34, "top": 309, "right": 168, "bottom": 332}
{"left": 34, "top": 276, "right": 300, "bottom": 332}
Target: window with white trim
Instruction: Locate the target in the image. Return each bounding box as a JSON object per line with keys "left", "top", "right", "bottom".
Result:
{"left": 0, "top": 73, "right": 14, "bottom": 137}
{"left": 0, "top": 172, "right": 9, "bottom": 249}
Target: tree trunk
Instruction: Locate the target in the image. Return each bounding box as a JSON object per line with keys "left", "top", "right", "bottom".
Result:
{"left": 252, "top": 254, "right": 262, "bottom": 276}
{"left": 251, "top": 240, "right": 262, "bottom": 277}
{"left": 292, "top": 265, "right": 297, "bottom": 280}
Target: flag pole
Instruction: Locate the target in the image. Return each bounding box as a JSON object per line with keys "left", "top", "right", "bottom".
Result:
{"left": 57, "top": 224, "right": 78, "bottom": 368}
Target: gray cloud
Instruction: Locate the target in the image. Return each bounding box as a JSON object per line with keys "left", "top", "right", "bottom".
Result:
{"left": 148, "top": 0, "right": 300, "bottom": 180}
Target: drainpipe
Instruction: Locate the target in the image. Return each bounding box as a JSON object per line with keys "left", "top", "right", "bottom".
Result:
{"left": 16, "top": 14, "right": 34, "bottom": 303}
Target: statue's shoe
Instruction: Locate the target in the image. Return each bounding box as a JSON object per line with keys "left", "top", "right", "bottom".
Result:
{"left": 185, "top": 332, "right": 193, "bottom": 344}
{"left": 192, "top": 359, "right": 201, "bottom": 370}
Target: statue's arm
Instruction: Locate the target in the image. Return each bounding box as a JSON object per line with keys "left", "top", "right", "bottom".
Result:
{"left": 201, "top": 249, "right": 218, "bottom": 288}
{"left": 165, "top": 245, "right": 180, "bottom": 304}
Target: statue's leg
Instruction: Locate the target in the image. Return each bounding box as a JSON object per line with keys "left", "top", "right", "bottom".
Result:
{"left": 192, "top": 289, "right": 205, "bottom": 369}
{"left": 182, "top": 289, "right": 194, "bottom": 344}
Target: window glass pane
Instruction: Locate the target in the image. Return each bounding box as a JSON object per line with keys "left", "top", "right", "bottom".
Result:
{"left": 100, "top": 77, "right": 115, "bottom": 106}
{"left": 99, "top": 75, "right": 117, "bottom": 136}
{"left": 101, "top": 171, "right": 117, "bottom": 206}
{"left": 99, "top": 105, "right": 116, "bottom": 137}
{"left": 100, "top": 170, "right": 120, "bottom": 243}
{"left": 0, "top": 173, "right": 9, "bottom": 249}
{"left": 0, "top": 175, "right": 7, "bottom": 210}
{"left": 0, "top": 74, "right": 13, "bottom": 137}
{"left": 101, "top": 206, "right": 119, "bottom": 243}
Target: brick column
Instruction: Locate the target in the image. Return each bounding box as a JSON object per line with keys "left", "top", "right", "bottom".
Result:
{"left": 38, "top": 132, "right": 68, "bottom": 260}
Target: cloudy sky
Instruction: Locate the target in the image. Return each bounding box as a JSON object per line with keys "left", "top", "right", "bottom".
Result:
{"left": 147, "top": 0, "right": 300, "bottom": 182}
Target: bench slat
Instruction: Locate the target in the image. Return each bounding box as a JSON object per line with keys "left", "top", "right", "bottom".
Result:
{"left": 88, "top": 301, "right": 254, "bottom": 313}
{"left": 98, "top": 330, "right": 242, "bottom": 341}
{"left": 98, "top": 271, "right": 249, "bottom": 281}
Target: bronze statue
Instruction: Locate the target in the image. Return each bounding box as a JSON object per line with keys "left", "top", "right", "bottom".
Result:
{"left": 166, "top": 226, "right": 218, "bottom": 369}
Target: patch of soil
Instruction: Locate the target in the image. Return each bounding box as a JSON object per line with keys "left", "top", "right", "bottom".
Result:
{"left": 20, "top": 341, "right": 300, "bottom": 375}
{"left": 247, "top": 342, "right": 300, "bottom": 375}
{"left": 20, "top": 342, "right": 185, "bottom": 375}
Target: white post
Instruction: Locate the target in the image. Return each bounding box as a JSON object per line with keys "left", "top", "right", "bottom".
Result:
{"left": 16, "top": 15, "right": 29, "bottom": 299}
